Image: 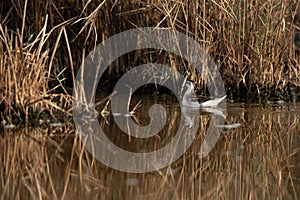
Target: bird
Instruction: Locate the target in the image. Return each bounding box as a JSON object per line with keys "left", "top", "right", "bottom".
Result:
{"left": 182, "top": 81, "right": 226, "bottom": 108}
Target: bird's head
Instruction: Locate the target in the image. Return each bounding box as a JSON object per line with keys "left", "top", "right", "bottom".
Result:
{"left": 185, "top": 81, "right": 194, "bottom": 90}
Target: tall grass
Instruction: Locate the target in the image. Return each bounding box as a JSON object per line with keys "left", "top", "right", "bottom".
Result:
{"left": 1, "top": 1, "right": 299, "bottom": 199}
{"left": 0, "top": 1, "right": 74, "bottom": 121}
{"left": 0, "top": 0, "right": 300, "bottom": 119}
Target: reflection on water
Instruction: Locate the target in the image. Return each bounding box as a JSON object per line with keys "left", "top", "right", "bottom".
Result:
{"left": 0, "top": 98, "right": 300, "bottom": 199}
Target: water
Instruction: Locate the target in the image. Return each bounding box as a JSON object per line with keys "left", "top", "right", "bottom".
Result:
{"left": 1, "top": 98, "right": 300, "bottom": 199}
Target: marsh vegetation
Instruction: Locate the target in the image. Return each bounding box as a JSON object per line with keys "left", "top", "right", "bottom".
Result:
{"left": 0, "top": 0, "right": 300, "bottom": 119}
{"left": 0, "top": 0, "right": 300, "bottom": 199}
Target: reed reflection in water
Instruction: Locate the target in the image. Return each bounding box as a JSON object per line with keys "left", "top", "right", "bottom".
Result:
{"left": 0, "top": 98, "right": 299, "bottom": 199}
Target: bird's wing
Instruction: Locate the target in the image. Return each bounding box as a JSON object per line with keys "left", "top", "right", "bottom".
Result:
{"left": 200, "top": 95, "right": 226, "bottom": 107}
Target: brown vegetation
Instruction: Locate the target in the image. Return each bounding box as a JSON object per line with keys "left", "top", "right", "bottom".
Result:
{"left": 1, "top": 2, "right": 299, "bottom": 199}
{"left": 0, "top": 0, "right": 300, "bottom": 119}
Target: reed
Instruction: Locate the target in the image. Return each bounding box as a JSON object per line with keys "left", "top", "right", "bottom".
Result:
{"left": 1, "top": 1, "right": 299, "bottom": 199}
{"left": 1, "top": 0, "right": 300, "bottom": 120}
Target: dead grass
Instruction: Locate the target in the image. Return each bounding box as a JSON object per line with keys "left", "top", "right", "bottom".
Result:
{"left": 1, "top": 1, "right": 300, "bottom": 199}
{"left": 1, "top": 0, "right": 300, "bottom": 122}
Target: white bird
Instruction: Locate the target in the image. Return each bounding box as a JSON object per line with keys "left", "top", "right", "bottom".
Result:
{"left": 182, "top": 81, "right": 226, "bottom": 108}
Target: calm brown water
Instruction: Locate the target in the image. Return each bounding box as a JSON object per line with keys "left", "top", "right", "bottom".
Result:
{"left": 1, "top": 98, "right": 300, "bottom": 199}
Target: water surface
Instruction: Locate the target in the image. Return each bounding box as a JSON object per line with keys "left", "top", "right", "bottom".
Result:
{"left": 1, "top": 98, "right": 299, "bottom": 199}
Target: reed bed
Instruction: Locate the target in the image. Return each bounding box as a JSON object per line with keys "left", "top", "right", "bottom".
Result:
{"left": 1, "top": 1, "right": 300, "bottom": 199}
{"left": 0, "top": 22, "right": 72, "bottom": 124}
{"left": 1, "top": 0, "right": 300, "bottom": 120}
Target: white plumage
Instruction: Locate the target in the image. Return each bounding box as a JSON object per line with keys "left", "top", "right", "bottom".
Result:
{"left": 182, "top": 81, "right": 226, "bottom": 108}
